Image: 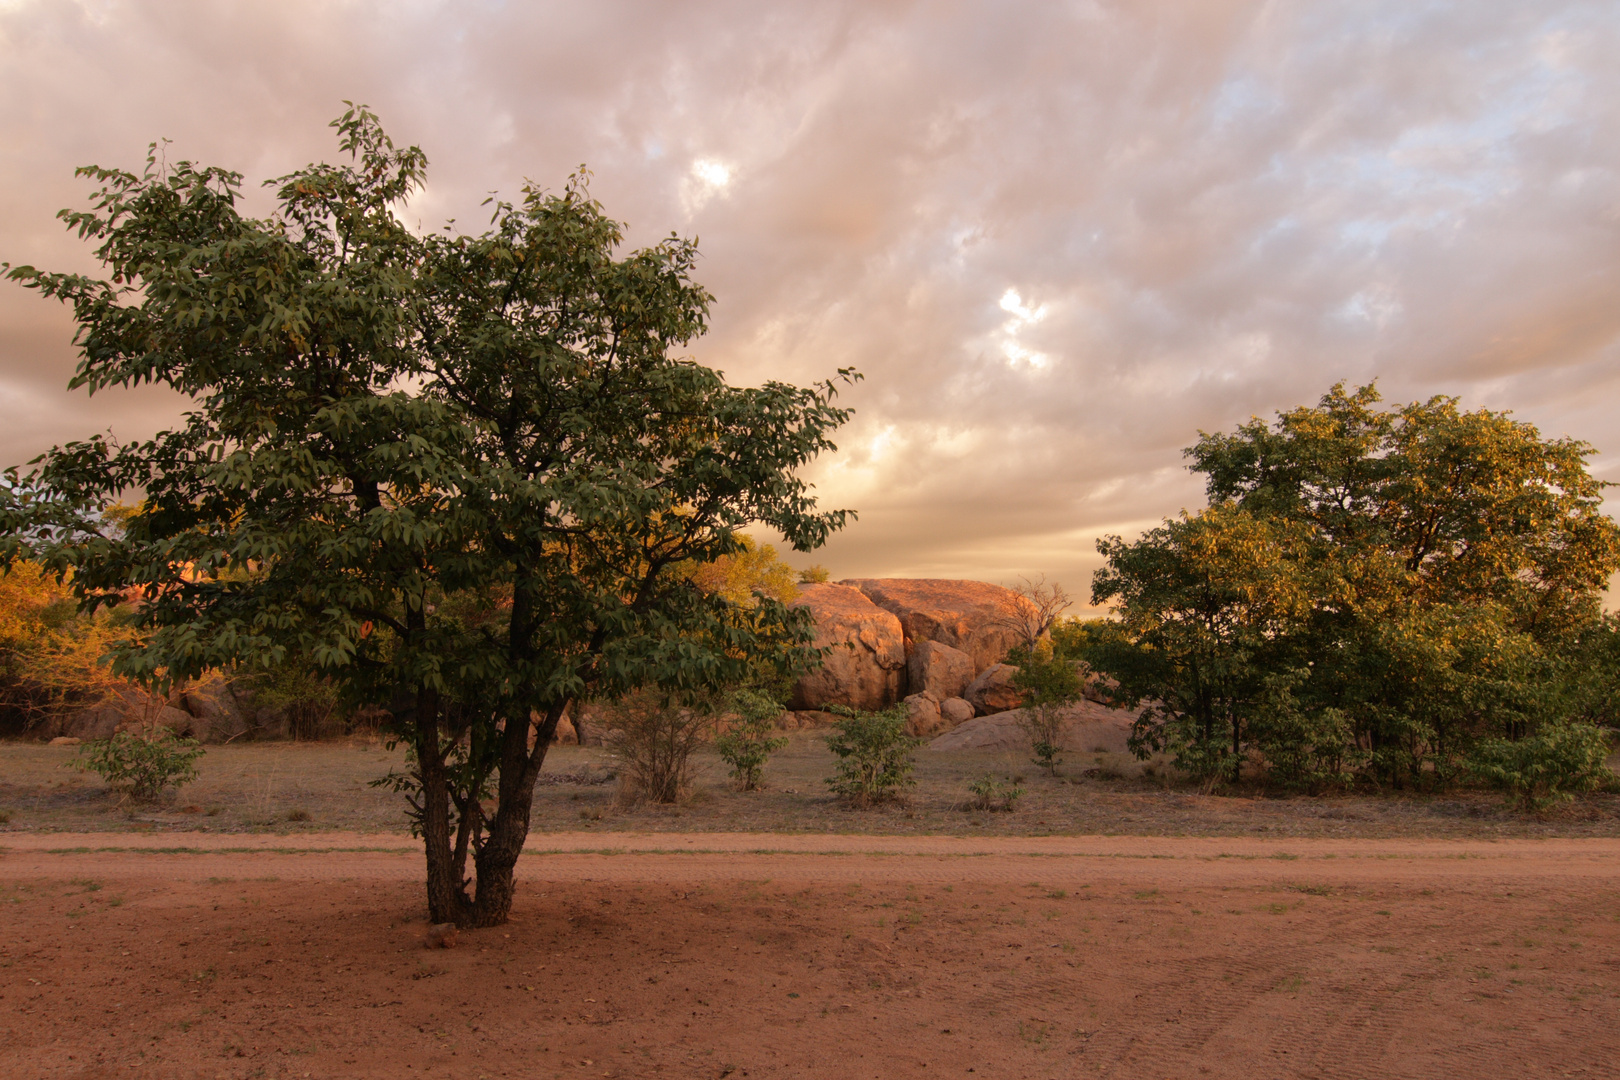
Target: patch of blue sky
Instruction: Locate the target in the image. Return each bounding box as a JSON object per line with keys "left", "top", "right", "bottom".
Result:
{"left": 1207, "top": 73, "right": 1282, "bottom": 133}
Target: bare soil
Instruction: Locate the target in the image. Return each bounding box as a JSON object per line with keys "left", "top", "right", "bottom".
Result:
{"left": 6, "top": 734, "right": 1620, "bottom": 841}
{"left": 2, "top": 832, "right": 1617, "bottom": 1079}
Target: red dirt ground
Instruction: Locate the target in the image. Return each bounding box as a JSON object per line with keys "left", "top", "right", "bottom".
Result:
{"left": 2, "top": 832, "right": 1617, "bottom": 1079}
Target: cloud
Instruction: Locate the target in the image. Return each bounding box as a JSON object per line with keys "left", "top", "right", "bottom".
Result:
{"left": 1, "top": 0, "right": 1616, "bottom": 604}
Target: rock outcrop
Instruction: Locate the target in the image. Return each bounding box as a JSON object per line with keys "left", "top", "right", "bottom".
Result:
{"left": 907, "top": 640, "right": 976, "bottom": 701}
{"left": 787, "top": 583, "right": 906, "bottom": 712}
{"left": 182, "top": 674, "right": 251, "bottom": 743}
{"left": 839, "top": 578, "right": 1025, "bottom": 673}
{"left": 939, "top": 696, "right": 976, "bottom": 726}
{"left": 926, "top": 699, "right": 1139, "bottom": 753}
{"left": 965, "top": 663, "right": 1023, "bottom": 716}
{"left": 902, "top": 691, "right": 947, "bottom": 738}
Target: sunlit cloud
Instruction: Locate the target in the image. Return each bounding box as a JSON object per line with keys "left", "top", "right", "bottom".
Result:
{"left": 681, "top": 157, "right": 734, "bottom": 216}
{"left": 0, "top": 0, "right": 1615, "bottom": 597}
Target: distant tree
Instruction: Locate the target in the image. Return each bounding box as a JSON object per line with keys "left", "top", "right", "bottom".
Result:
{"left": 1, "top": 107, "right": 853, "bottom": 925}
{"left": 797, "top": 564, "right": 831, "bottom": 584}
{"left": 1087, "top": 383, "right": 1620, "bottom": 794}
{"left": 0, "top": 560, "right": 136, "bottom": 731}
{"left": 677, "top": 534, "right": 800, "bottom": 608}
{"left": 994, "top": 575, "right": 1072, "bottom": 653}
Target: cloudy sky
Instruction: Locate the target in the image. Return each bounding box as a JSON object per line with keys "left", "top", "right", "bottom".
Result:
{"left": 2, "top": 1, "right": 1617, "bottom": 605}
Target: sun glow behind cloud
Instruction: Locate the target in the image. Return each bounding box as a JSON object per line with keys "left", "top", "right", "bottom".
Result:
{"left": 995, "top": 289, "right": 1051, "bottom": 369}
{"left": 0, "top": 0, "right": 1615, "bottom": 597}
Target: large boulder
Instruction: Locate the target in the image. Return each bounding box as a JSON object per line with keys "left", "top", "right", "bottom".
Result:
{"left": 56, "top": 701, "right": 125, "bottom": 741}
{"left": 788, "top": 583, "right": 906, "bottom": 711}
{"left": 56, "top": 684, "right": 196, "bottom": 741}
{"left": 940, "top": 696, "right": 976, "bottom": 727}
{"left": 901, "top": 691, "right": 946, "bottom": 738}
{"left": 926, "top": 699, "right": 1139, "bottom": 753}
{"left": 907, "top": 640, "right": 976, "bottom": 701}
{"left": 781, "top": 710, "right": 844, "bottom": 730}
{"left": 840, "top": 578, "right": 1025, "bottom": 673}
{"left": 182, "top": 674, "right": 251, "bottom": 743}
{"left": 965, "top": 663, "right": 1023, "bottom": 716}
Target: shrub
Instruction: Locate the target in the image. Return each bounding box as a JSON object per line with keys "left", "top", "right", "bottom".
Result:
{"left": 1009, "top": 643, "right": 1081, "bottom": 775}
{"left": 74, "top": 729, "right": 204, "bottom": 801}
{"left": 824, "top": 704, "right": 918, "bottom": 806}
{"left": 714, "top": 689, "right": 789, "bottom": 791}
{"left": 967, "top": 774, "right": 1024, "bottom": 811}
{"left": 602, "top": 690, "right": 711, "bottom": 804}
{"left": 1468, "top": 722, "right": 1613, "bottom": 811}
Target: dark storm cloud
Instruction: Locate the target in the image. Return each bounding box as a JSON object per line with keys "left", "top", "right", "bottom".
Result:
{"left": 2, "top": 0, "right": 1616, "bottom": 602}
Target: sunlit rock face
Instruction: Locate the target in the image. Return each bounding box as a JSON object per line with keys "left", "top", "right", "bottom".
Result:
{"left": 787, "top": 583, "right": 906, "bottom": 712}
{"left": 907, "top": 640, "right": 977, "bottom": 702}
{"left": 839, "top": 578, "right": 1024, "bottom": 673}
{"left": 787, "top": 578, "right": 1028, "bottom": 713}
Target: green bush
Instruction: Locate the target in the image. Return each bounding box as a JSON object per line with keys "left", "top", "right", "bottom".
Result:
{"left": 1009, "top": 643, "right": 1081, "bottom": 776}
{"left": 74, "top": 730, "right": 204, "bottom": 801}
{"left": 967, "top": 774, "right": 1024, "bottom": 811}
{"left": 1468, "top": 722, "right": 1613, "bottom": 811}
{"left": 714, "top": 689, "right": 789, "bottom": 791}
{"left": 824, "top": 704, "right": 918, "bottom": 806}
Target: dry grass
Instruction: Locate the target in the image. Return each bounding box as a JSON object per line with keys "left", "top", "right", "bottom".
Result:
{"left": 3, "top": 731, "right": 1620, "bottom": 838}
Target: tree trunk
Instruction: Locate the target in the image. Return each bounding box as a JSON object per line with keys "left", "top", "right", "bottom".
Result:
{"left": 461, "top": 698, "right": 567, "bottom": 927}
{"left": 414, "top": 686, "right": 474, "bottom": 926}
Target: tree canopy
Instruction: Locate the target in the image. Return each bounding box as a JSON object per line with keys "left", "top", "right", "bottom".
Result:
{"left": 1, "top": 106, "right": 854, "bottom": 924}
{"left": 1086, "top": 383, "right": 1620, "bottom": 798}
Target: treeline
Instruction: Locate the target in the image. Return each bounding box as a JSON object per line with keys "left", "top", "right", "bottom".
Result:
{"left": 1065, "top": 383, "right": 1620, "bottom": 807}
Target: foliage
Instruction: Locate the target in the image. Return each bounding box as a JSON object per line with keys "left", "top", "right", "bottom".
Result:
{"left": 676, "top": 534, "right": 800, "bottom": 608}
{"left": 601, "top": 690, "right": 712, "bottom": 805}
{"left": 73, "top": 729, "right": 203, "bottom": 801}
{"left": 1, "top": 107, "right": 851, "bottom": 926}
{"left": 0, "top": 561, "right": 137, "bottom": 731}
{"left": 1008, "top": 641, "right": 1082, "bottom": 775}
{"left": 966, "top": 774, "right": 1024, "bottom": 811}
{"left": 1469, "top": 722, "right": 1613, "bottom": 811}
{"left": 713, "top": 688, "right": 789, "bottom": 791}
{"left": 797, "top": 564, "right": 831, "bottom": 584}
{"left": 824, "top": 703, "right": 919, "bottom": 806}
{"left": 1086, "top": 383, "right": 1620, "bottom": 796}
{"left": 241, "top": 656, "right": 343, "bottom": 740}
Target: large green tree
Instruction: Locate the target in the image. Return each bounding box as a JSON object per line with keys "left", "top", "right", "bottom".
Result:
{"left": 1089, "top": 383, "right": 1620, "bottom": 794}
{"left": 2, "top": 107, "right": 853, "bottom": 925}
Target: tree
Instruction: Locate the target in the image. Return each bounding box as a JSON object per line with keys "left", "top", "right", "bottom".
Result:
{"left": 1, "top": 106, "right": 854, "bottom": 925}
{"left": 994, "top": 575, "right": 1072, "bottom": 652}
{"left": 676, "top": 534, "right": 801, "bottom": 608}
{"left": 1087, "top": 383, "right": 1620, "bottom": 793}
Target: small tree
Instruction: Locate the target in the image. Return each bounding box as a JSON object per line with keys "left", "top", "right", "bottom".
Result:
{"left": 824, "top": 703, "right": 918, "bottom": 806}
{"left": 602, "top": 690, "right": 711, "bottom": 805}
{"left": 1009, "top": 643, "right": 1082, "bottom": 775}
{"left": 714, "top": 688, "right": 789, "bottom": 791}
{"left": 74, "top": 729, "right": 203, "bottom": 801}
{"left": 994, "top": 575, "right": 1073, "bottom": 653}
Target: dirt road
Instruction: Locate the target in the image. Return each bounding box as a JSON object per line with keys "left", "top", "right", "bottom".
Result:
{"left": 3, "top": 831, "right": 1616, "bottom": 1078}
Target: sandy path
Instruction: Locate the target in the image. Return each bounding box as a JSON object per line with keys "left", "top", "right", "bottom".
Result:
{"left": 2, "top": 831, "right": 1617, "bottom": 1079}
{"left": 6, "top": 828, "right": 1619, "bottom": 886}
